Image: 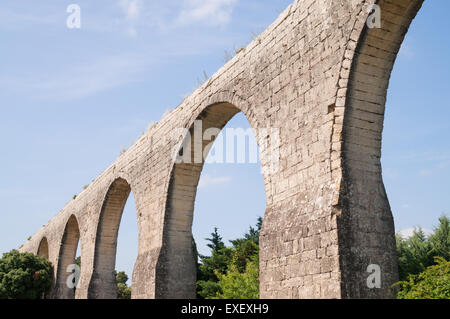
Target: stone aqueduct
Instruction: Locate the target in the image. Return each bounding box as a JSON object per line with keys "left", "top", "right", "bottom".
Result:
{"left": 20, "top": 0, "right": 424, "bottom": 299}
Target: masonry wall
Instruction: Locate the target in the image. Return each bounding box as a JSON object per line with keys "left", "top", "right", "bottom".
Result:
{"left": 19, "top": 0, "right": 424, "bottom": 299}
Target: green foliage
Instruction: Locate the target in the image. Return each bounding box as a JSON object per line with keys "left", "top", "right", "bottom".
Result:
{"left": 75, "top": 256, "right": 81, "bottom": 268}
{"left": 0, "top": 250, "right": 53, "bottom": 299}
{"left": 114, "top": 270, "right": 131, "bottom": 299}
{"left": 395, "top": 257, "right": 450, "bottom": 299}
{"left": 196, "top": 218, "right": 262, "bottom": 299}
{"left": 396, "top": 215, "right": 450, "bottom": 281}
{"left": 196, "top": 228, "right": 232, "bottom": 298}
{"left": 243, "top": 217, "right": 263, "bottom": 245}
{"left": 197, "top": 279, "right": 221, "bottom": 299}
{"left": 396, "top": 229, "right": 433, "bottom": 281}
{"left": 215, "top": 257, "right": 260, "bottom": 299}
{"left": 228, "top": 239, "right": 258, "bottom": 273}
{"left": 429, "top": 216, "right": 450, "bottom": 261}
{"left": 395, "top": 215, "right": 450, "bottom": 298}
{"left": 117, "top": 283, "right": 131, "bottom": 299}
{"left": 115, "top": 271, "right": 128, "bottom": 285}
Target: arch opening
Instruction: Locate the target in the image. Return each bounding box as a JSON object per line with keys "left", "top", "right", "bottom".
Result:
{"left": 88, "top": 178, "right": 137, "bottom": 299}
{"left": 54, "top": 215, "right": 80, "bottom": 299}
{"left": 380, "top": 0, "right": 450, "bottom": 290}
{"left": 157, "top": 102, "right": 269, "bottom": 299}
{"left": 37, "top": 237, "right": 49, "bottom": 260}
{"left": 379, "top": 1, "right": 450, "bottom": 234}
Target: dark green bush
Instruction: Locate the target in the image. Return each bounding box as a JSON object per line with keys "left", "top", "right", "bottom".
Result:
{"left": 0, "top": 250, "right": 53, "bottom": 299}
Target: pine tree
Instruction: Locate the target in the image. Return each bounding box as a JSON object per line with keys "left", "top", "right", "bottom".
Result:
{"left": 197, "top": 217, "right": 262, "bottom": 299}
{"left": 429, "top": 215, "right": 450, "bottom": 261}
{"left": 206, "top": 227, "right": 225, "bottom": 252}
{"left": 243, "top": 217, "right": 263, "bottom": 245}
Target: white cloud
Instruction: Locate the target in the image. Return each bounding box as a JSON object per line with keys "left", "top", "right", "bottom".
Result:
{"left": 382, "top": 167, "right": 400, "bottom": 180}
{"left": 418, "top": 160, "right": 450, "bottom": 177}
{"left": 398, "top": 37, "right": 415, "bottom": 60}
{"left": 397, "top": 228, "right": 433, "bottom": 239}
{"left": 0, "top": 54, "right": 150, "bottom": 100}
{"left": 119, "top": 0, "right": 142, "bottom": 20}
{"left": 438, "top": 160, "right": 450, "bottom": 169}
{"left": 419, "top": 169, "right": 432, "bottom": 177}
{"left": 118, "top": 0, "right": 143, "bottom": 37}
{"left": 177, "top": 0, "right": 238, "bottom": 27}
{"left": 198, "top": 174, "right": 232, "bottom": 189}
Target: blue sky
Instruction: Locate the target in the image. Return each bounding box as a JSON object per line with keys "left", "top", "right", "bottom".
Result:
{"left": 0, "top": 1, "right": 449, "bottom": 283}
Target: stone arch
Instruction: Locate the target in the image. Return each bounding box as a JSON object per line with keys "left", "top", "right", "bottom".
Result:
{"left": 156, "top": 101, "right": 270, "bottom": 298}
{"left": 338, "top": 0, "right": 424, "bottom": 298}
{"left": 88, "top": 177, "right": 133, "bottom": 299}
{"left": 54, "top": 215, "right": 80, "bottom": 299}
{"left": 37, "top": 237, "right": 49, "bottom": 260}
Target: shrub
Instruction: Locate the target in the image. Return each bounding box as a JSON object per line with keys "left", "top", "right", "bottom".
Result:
{"left": 0, "top": 250, "right": 53, "bottom": 299}
{"left": 395, "top": 257, "right": 450, "bottom": 299}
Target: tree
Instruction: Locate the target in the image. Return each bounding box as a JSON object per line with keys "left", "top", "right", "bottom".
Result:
{"left": 197, "top": 217, "right": 262, "bottom": 299}
{"left": 197, "top": 279, "right": 221, "bottom": 299}
{"left": 0, "top": 250, "right": 53, "bottom": 299}
{"left": 395, "top": 215, "right": 450, "bottom": 298}
{"left": 75, "top": 256, "right": 81, "bottom": 268}
{"left": 228, "top": 239, "right": 258, "bottom": 273}
{"left": 117, "top": 283, "right": 131, "bottom": 299}
{"left": 114, "top": 271, "right": 128, "bottom": 285}
{"left": 395, "top": 257, "right": 450, "bottom": 299}
{"left": 243, "top": 217, "right": 263, "bottom": 245}
{"left": 206, "top": 228, "right": 225, "bottom": 252}
{"left": 429, "top": 215, "right": 450, "bottom": 261}
{"left": 396, "top": 215, "right": 450, "bottom": 281}
{"left": 196, "top": 229, "right": 232, "bottom": 298}
{"left": 114, "top": 270, "right": 131, "bottom": 299}
{"left": 215, "top": 257, "right": 260, "bottom": 299}
{"left": 396, "top": 229, "right": 432, "bottom": 281}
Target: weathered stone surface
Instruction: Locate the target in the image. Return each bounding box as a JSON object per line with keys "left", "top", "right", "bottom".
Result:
{"left": 19, "top": 0, "right": 424, "bottom": 299}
